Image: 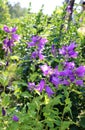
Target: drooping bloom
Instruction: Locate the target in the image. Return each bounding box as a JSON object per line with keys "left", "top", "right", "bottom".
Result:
{"left": 12, "top": 115, "right": 19, "bottom": 122}
{"left": 45, "top": 86, "right": 54, "bottom": 97}
{"left": 36, "top": 79, "right": 45, "bottom": 92}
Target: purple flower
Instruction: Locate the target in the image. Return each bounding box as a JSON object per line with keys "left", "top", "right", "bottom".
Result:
{"left": 2, "top": 107, "right": 6, "bottom": 116}
{"left": 53, "top": 66, "right": 59, "bottom": 76}
{"left": 75, "top": 80, "right": 83, "bottom": 86}
{"left": 59, "top": 42, "right": 78, "bottom": 58}
{"left": 67, "top": 5, "right": 72, "bottom": 14}
{"left": 59, "top": 46, "right": 66, "bottom": 56}
{"left": 64, "top": 61, "right": 75, "bottom": 69}
{"left": 40, "top": 64, "right": 53, "bottom": 76}
{"left": 61, "top": 79, "right": 70, "bottom": 86}
{"left": 12, "top": 115, "right": 19, "bottom": 122}
{"left": 76, "top": 66, "right": 85, "bottom": 77}
{"left": 12, "top": 34, "right": 20, "bottom": 41}
{"left": 3, "top": 25, "right": 20, "bottom": 55}
{"left": 38, "top": 52, "right": 45, "bottom": 60}
{"left": 51, "top": 44, "right": 56, "bottom": 56}
{"left": 38, "top": 37, "right": 47, "bottom": 50}
{"left": 59, "top": 69, "right": 70, "bottom": 77}
{"left": 45, "top": 86, "right": 54, "bottom": 97}
{"left": 28, "top": 82, "right": 35, "bottom": 91}
{"left": 31, "top": 36, "right": 40, "bottom": 42}
{"left": 11, "top": 27, "right": 17, "bottom": 33}
{"left": 51, "top": 76, "right": 60, "bottom": 87}
{"left": 3, "top": 25, "right": 17, "bottom": 33}
{"left": 68, "top": 51, "right": 78, "bottom": 58}
{"left": 3, "top": 38, "right": 14, "bottom": 53}
{"left": 3, "top": 25, "right": 10, "bottom": 33}
{"left": 27, "top": 41, "right": 36, "bottom": 47}
{"left": 67, "top": 42, "right": 77, "bottom": 51}
{"left": 36, "top": 79, "right": 45, "bottom": 92}
{"left": 31, "top": 51, "right": 38, "bottom": 59}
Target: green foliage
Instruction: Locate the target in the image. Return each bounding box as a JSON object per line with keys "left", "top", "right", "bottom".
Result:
{"left": 0, "top": 2, "right": 85, "bottom": 130}
{"left": 0, "top": 0, "right": 10, "bottom": 23}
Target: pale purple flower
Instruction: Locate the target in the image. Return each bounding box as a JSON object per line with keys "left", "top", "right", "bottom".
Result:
{"left": 12, "top": 115, "right": 19, "bottom": 122}
{"left": 40, "top": 64, "right": 53, "bottom": 76}
{"left": 28, "top": 82, "right": 35, "bottom": 91}
{"left": 3, "top": 25, "right": 10, "bottom": 33}
{"left": 45, "top": 86, "right": 54, "bottom": 97}
{"left": 67, "top": 5, "right": 72, "bottom": 14}
{"left": 59, "top": 46, "right": 66, "bottom": 56}
{"left": 36, "top": 79, "right": 45, "bottom": 92}
{"left": 12, "top": 34, "right": 20, "bottom": 41}
{"left": 64, "top": 61, "right": 75, "bottom": 69}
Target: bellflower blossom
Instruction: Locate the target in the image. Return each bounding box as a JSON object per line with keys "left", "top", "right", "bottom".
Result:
{"left": 28, "top": 82, "right": 35, "bottom": 91}
{"left": 45, "top": 86, "right": 54, "bottom": 97}
{"left": 40, "top": 64, "right": 53, "bottom": 76}
{"left": 36, "top": 79, "right": 45, "bottom": 92}
{"left": 75, "top": 66, "right": 85, "bottom": 77}
{"left": 59, "top": 42, "right": 78, "bottom": 58}
{"left": 12, "top": 115, "right": 19, "bottom": 122}
{"left": 27, "top": 35, "right": 47, "bottom": 60}
{"left": 75, "top": 80, "right": 83, "bottom": 86}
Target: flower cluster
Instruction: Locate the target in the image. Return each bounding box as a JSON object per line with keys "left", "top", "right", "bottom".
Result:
{"left": 28, "top": 79, "right": 54, "bottom": 97}
{"left": 59, "top": 42, "right": 78, "bottom": 58}
{"left": 3, "top": 25, "right": 20, "bottom": 54}
{"left": 28, "top": 42, "right": 85, "bottom": 97}
{"left": 27, "top": 36, "right": 47, "bottom": 60}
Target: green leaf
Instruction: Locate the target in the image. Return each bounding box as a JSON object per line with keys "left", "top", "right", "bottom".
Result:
{"left": 60, "top": 121, "right": 72, "bottom": 130}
